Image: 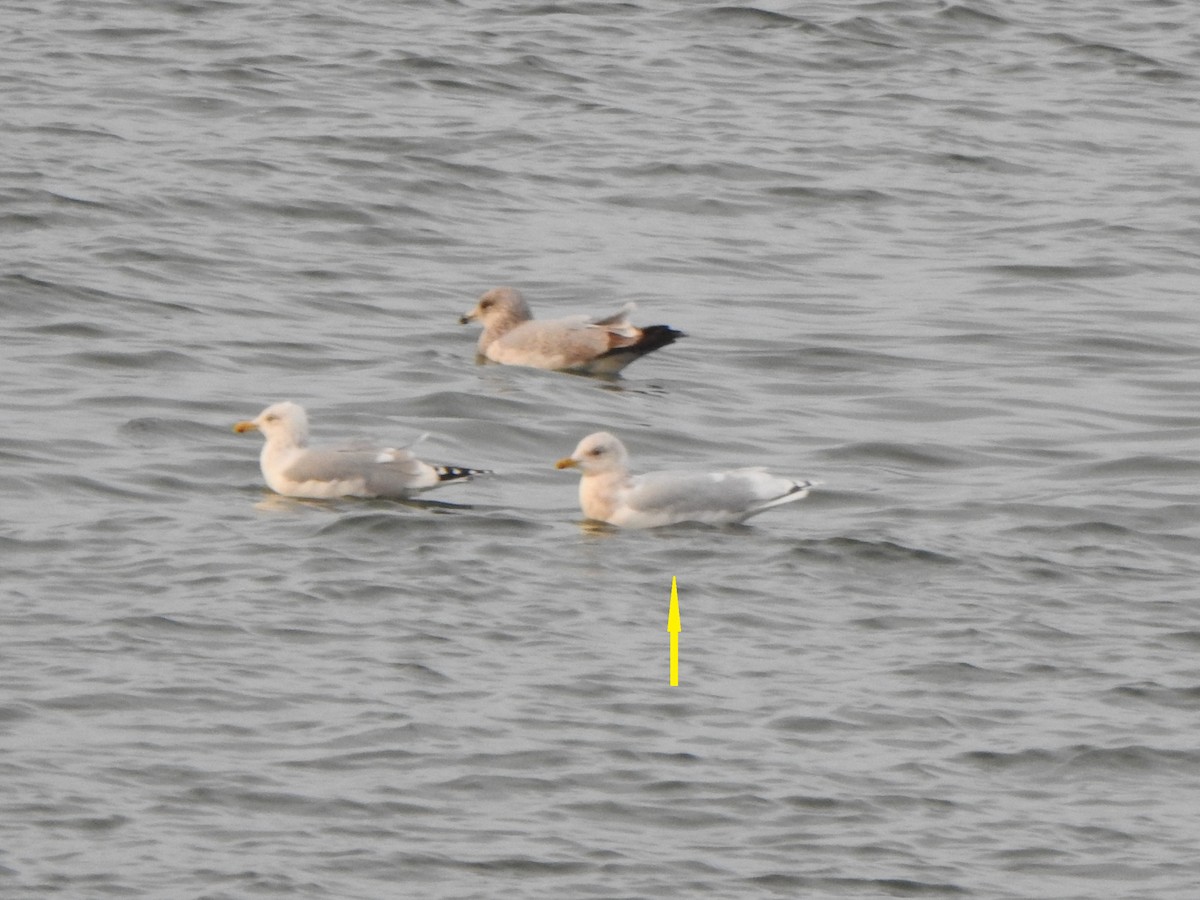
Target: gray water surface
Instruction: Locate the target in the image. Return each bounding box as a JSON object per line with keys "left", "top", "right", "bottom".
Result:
{"left": 3, "top": 1, "right": 1200, "bottom": 898}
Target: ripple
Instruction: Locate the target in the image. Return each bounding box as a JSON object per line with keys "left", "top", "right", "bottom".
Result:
{"left": 6, "top": 0, "right": 1200, "bottom": 896}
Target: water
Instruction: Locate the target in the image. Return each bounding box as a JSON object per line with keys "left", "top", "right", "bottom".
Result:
{"left": 3, "top": 1, "right": 1200, "bottom": 897}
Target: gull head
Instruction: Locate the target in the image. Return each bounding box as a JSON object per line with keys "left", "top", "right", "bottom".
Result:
{"left": 459, "top": 286, "right": 532, "bottom": 327}
{"left": 233, "top": 401, "right": 310, "bottom": 447}
{"left": 555, "top": 431, "right": 629, "bottom": 476}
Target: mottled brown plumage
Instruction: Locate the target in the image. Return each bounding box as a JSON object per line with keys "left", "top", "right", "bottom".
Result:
{"left": 459, "top": 287, "right": 683, "bottom": 374}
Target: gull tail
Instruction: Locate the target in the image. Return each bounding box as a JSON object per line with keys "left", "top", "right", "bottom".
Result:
{"left": 590, "top": 325, "right": 686, "bottom": 374}
{"left": 759, "top": 478, "right": 819, "bottom": 512}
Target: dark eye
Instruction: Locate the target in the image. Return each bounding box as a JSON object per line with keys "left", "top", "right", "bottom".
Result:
{"left": 480, "top": 299, "right": 493, "bottom": 309}
{"left": 265, "top": 414, "right": 278, "bottom": 422}
{"left": 590, "top": 447, "right": 604, "bottom": 456}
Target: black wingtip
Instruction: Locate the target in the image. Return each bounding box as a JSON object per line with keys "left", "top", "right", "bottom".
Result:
{"left": 639, "top": 324, "right": 686, "bottom": 349}
{"left": 598, "top": 324, "right": 685, "bottom": 362}
{"left": 435, "top": 465, "right": 492, "bottom": 483}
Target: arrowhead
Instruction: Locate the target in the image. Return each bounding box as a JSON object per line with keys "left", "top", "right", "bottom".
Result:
{"left": 667, "top": 576, "right": 680, "bottom": 633}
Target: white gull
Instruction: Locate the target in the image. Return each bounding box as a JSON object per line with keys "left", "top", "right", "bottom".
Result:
{"left": 234, "top": 401, "right": 488, "bottom": 500}
{"left": 555, "top": 431, "right": 816, "bottom": 528}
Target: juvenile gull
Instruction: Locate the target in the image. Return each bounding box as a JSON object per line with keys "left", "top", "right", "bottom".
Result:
{"left": 233, "top": 401, "right": 488, "bottom": 500}
{"left": 459, "top": 286, "right": 684, "bottom": 375}
{"left": 555, "top": 431, "right": 816, "bottom": 528}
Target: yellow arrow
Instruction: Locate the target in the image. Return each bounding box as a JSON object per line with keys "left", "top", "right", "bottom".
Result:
{"left": 668, "top": 576, "right": 680, "bottom": 686}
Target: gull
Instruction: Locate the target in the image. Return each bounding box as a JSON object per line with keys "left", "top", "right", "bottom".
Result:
{"left": 233, "top": 401, "right": 488, "bottom": 499}
{"left": 459, "top": 286, "right": 684, "bottom": 375}
{"left": 555, "top": 431, "right": 816, "bottom": 528}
